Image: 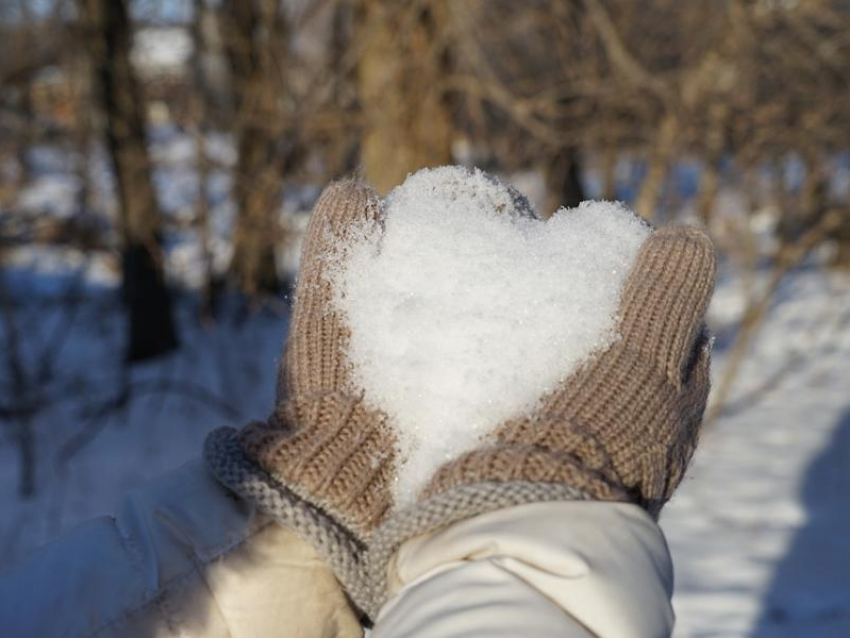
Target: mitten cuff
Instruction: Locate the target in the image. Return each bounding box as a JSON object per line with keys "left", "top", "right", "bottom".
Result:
{"left": 239, "top": 392, "right": 395, "bottom": 535}
{"left": 203, "top": 426, "right": 377, "bottom": 619}
{"left": 421, "top": 443, "right": 633, "bottom": 506}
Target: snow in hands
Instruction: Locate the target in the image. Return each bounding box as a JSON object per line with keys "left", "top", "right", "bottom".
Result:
{"left": 329, "top": 166, "right": 652, "bottom": 508}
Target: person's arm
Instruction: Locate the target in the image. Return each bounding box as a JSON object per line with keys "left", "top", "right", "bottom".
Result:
{"left": 373, "top": 501, "right": 674, "bottom": 638}
{"left": 0, "top": 459, "right": 361, "bottom": 638}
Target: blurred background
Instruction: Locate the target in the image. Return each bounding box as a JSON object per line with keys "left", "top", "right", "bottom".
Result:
{"left": 1, "top": 0, "right": 849, "bottom": 634}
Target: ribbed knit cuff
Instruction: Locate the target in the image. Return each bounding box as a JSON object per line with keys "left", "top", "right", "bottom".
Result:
{"left": 203, "top": 426, "right": 376, "bottom": 619}
{"left": 421, "top": 440, "right": 633, "bottom": 504}
{"left": 239, "top": 393, "right": 395, "bottom": 536}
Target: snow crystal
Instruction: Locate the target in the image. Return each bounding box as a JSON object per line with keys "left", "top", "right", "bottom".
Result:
{"left": 329, "top": 166, "right": 651, "bottom": 507}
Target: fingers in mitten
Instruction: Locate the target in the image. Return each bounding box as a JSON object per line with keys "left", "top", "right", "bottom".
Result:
{"left": 296, "top": 180, "right": 383, "bottom": 296}
{"left": 308, "top": 180, "right": 384, "bottom": 248}
{"left": 682, "top": 326, "right": 712, "bottom": 387}
{"left": 284, "top": 181, "right": 383, "bottom": 397}
{"left": 617, "top": 226, "right": 716, "bottom": 387}
{"left": 658, "top": 331, "right": 712, "bottom": 502}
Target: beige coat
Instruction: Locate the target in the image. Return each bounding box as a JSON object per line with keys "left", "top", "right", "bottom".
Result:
{"left": 0, "top": 460, "right": 674, "bottom": 637}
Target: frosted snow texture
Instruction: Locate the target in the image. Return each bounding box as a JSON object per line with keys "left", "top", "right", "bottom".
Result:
{"left": 329, "top": 166, "right": 651, "bottom": 507}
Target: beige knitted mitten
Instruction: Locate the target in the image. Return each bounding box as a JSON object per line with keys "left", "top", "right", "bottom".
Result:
{"left": 240, "top": 180, "right": 396, "bottom": 535}
{"left": 366, "top": 223, "right": 716, "bottom": 617}
{"left": 204, "top": 181, "right": 395, "bottom": 614}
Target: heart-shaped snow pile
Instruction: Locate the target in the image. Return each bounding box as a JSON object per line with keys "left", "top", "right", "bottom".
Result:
{"left": 329, "top": 167, "right": 651, "bottom": 507}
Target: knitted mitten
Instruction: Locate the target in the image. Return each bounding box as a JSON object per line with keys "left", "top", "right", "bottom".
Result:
{"left": 367, "top": 224, "right": 716, "bottom": 616}
{"left": 204, "top": 181, "right": 395, "bottom": 615}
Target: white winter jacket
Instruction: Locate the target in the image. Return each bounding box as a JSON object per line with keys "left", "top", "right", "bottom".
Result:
{"left": 0, "top": 460, "right": 674, "bottom": 637}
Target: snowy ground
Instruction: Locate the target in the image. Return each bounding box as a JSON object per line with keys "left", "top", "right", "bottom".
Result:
{"left": 664, "top": 266, "right": 850, "bottom": 637}
{"left": 0, "top": 263, "right": 286, "bottom": 564}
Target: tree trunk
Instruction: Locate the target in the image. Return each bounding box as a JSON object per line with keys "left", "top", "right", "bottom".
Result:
{"left": 77, "top": 0, "right": 178, "bottom": 362}
{"left": 0, "top": 263, "right": 36, "bottom": 497}
{"left": 544, "top": 147, "right": 586, "bottom": 217}
{"left": 221, "top": 0, "right": 287, "bottom": 296}
{"left": 697, "top": 102, "right": 729, "bottom": 228}
{"left": 635, "top": 113, "right": 679, "bottom": 221}
{"left": 695, "top": 152, "right": 720, "bottom": 228}
{"left": 15, "top": 83, "right": 34, "bottom": 186}
{"left": 357, "top": 0, "right": 453, "bottom": 194}
{"left": 191, "top": 0, "right": 220, "bottom": 316}
{"left": 830, "top": 218, "right": 850, "bottom": 270}
{"left": 325, "top": 0, "right": 360, "bottom": 179}
{"left": 600, "top": 146, "right": 618, "bottom": 200}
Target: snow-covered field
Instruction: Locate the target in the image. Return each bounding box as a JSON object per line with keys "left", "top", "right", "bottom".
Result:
{"left": 0, "top": 263, "right": 286, "bottom": 564}
{"left": 2, "top": 136, "right": 849, "bottom": 635}
{"left": 664, "top": 267, "right": 850, "bottom": 637}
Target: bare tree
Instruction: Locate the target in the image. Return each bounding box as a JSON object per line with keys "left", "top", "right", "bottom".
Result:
{"left": 190, "top": 0, "right": 219, "bottom": 315}
{"left": 0, "top": 257, "right": 35, "bottom": 497}
{"left": 221, "top": 0, "right": 289, "bottom": 296}
{"left": 76, "top": 0, "right": 178, "bottom": 361}
{"left": 356, "top": 0, "right": 453, "bottom": 193}
{"left": 544, "top": 148, "right": 586, "bottom": 214}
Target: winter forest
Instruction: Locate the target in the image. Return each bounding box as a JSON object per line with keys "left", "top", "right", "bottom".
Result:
{"left": 1, "top": 0, "right": 850, "bottom": 635}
